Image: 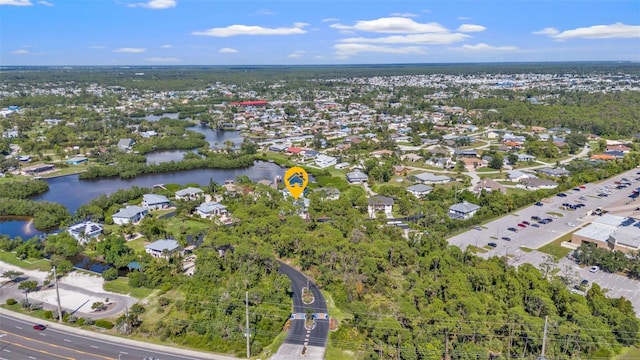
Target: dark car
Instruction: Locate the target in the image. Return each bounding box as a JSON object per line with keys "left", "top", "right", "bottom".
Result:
{"left": 535, "top": 201, "right": 544, "bottom": 206}
{"left": 508, "top": 227, "right": 518, "bottom": 232}
{"left": 531, "top": 223, "right": 540, "bottom": 228}
{"left": 522, "top": 221, "right": 530, "bottom": 225}
{"left": 557, "top": 193, "right": 568, "bottom": 197}
{"left": 531, "top": 215, "right": 541, "bottom": 221}
{"left": 580, "top": 279, "right": 589, "bottom": 286}
{"left": 573, "top": 188, "right": 581, "bottom": 192}
{"left": 488, "top": 242, "right": 498, "bottom": 248}
{"left": 33, "top": 324, "right": 46, "bottom": 331}
{"left": 501, "top": 237, "right": 511, "bottom": 241}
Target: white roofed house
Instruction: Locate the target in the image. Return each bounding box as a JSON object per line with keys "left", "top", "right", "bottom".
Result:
{"left": 68, "top": 221, "right": 103, "bottom": 244}
{"left": 448, "top": 201, "right": 481, "bottom": 220}
{"left": 145, "top": 239, "right": 182, "bottom": 259}
{"left": 346, "top": 170, "right": 369, "bottom": 184}
{"left": 196, "top": 201, "right": 228, "bottom": 220}
{"left": 112, "top": 205, "right": 148, "bottom": 225}
{"left": 117, "top": 138, "right": 136, "bottom": 150}
{"left": 142, "top": 194, "right": 171, "bottom": 210}
{"left": 315, "top": 154, "right": 338, "bottom": 169}
{"left": 175, "top": 187, "right": 204, "bottom": 201}
{"left": 412, "top": 172, "right": 452, "bottom": 185}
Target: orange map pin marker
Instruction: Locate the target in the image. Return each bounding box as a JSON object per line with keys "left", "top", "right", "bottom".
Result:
{"left": 284, "top": 166, "right": 309, "bottom": 199}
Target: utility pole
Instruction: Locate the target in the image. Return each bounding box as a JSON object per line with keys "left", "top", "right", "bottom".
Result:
{"left": 540, "top": 315, "right": 548, "bottom": 360}
{"left": 245, "top": 291, "right": 250, "bottom": 359}
{"left": 53, "top": 266, "right": 63, "bottom": 323}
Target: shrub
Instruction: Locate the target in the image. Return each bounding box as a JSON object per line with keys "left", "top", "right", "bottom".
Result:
{"left": 102, "top": 267, "right": 118, "bottom": 281}
{"left": 95, "top": 319, "right": 114, "bottom": 329}
{"left": 43, "top": 310, "right": 53, "bottom": 319}
{"left": 158, "top": 297, "right": 170, "bottom": 307}
{"left": 76, "top": 317, "right": 85, "bottom": 326}
{"left": 84, "top": 318, "right": 95, "bottom": 326}
{"left": 67, "top": 315, "right": 77, "bottom": 323}
{"left": 6, "top": 298, "right": 16, "bottom": 306}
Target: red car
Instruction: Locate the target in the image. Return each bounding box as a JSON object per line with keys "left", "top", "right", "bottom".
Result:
{"left": 518, "top": 223, "right": 527, "bottom": 228}
{"left": 33, "top": 324, "right": 46, "bottom": 331}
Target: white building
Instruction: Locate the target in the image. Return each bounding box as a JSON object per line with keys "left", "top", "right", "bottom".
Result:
{"left": 315, "top": 154, "right": 338, "bottom": 169}
{"left": 112, "top": 205, "right": 148, "bottom": 225}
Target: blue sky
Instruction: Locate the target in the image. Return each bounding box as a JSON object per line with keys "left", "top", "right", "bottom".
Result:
{"left": 1, "top": 0, "right": 639, "bottom": 65}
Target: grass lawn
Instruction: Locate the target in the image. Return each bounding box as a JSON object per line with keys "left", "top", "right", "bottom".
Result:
{"left": 537, "top": 230, "right": 578, "bottom": 257}
{"left": 546, "top": 211, "right": 564, "bottom": 217}
{"left": 103, "top": 277, "right": 154, "bottom": 299}
{"left": 126, "top": 237, "right": 147, "bottom": 253}
{"left": 324, "top": 346, "right": 358, "bottom": 360}
{"left": 165, "top": 218, "right": 211, "bottom": 234}
{"left": 322, "top": 291, "right": 353, "bottom": 323}
{"left": 258, "top": 331, "right": 288, "bottom": 359}
{"left": 0, "top": 251, "right": 50, "bottom": 271}
{"left": 41, "top": 166, "right": 87, "bottom": 178}
{"left": 469, "top": 246, "right": 489, "bottom": 254}
{"left": 476, "top": 167, "right": 499, "bottom": 173}
{"left": 519, "top": 247, "right": 534, "bottom": 253}
{"left": 615, "top": 347, "right": 640, "bottom": 360}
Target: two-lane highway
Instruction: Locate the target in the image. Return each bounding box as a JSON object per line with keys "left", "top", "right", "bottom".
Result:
{"left": 0, "top": 312, "right": 236, "bottom": 360}
{"left": 271, "top": 262, "right": 329, "bottom": 360}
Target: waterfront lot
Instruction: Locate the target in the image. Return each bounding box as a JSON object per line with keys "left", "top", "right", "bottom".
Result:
{"left": 447, "top": 167, "right": 640, "bottom": 317}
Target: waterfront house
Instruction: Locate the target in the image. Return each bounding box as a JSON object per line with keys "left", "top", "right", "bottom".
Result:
{"left": 112, "top": 205, "right": 148, "bottom": 225}
{"left": 142, "top": 194, "right": 171, "bottom": 210}
{"left": 117, "top": 138, "right": 136, "bottom": 150}
{"left": 145, "top": 239, "right": 181, "bottom": 259}
{"left": 68, "top": 221, "right": 103, "bottom": 244}
{"left": 66, "top": 156, "right": 88, "bottom": 165}
{"left": 175, "top": 187, "right": 204, "bottom": 201}
{"left": 22, "top": 164, "right": 55, "bottom": 176}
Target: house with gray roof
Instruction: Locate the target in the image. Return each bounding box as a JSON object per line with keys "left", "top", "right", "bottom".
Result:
{"left": 507, "top": 169, "right": 535, "bottom": 182}
{"left": 517, "top": 178, "right": 558, "bottom": 191}
{"left": 68, "top": 221, "right": 103, "bottom": 244}
{"left": 196, "top": 202, "right": 228, "bottom": 219}
{"left": 346, "top": 170, "right": 369, "bottom": 184}
{"left": 175, "top": 187, "right": 204, "bottom": 201}
{"left": 536, "top": 167, "right": 570, "bottom": 177}
{"left": 368, "top": 195, "right": 394, "bottom": 219}
{"left": 473, "top": 179, "right": 506, "bottom": 194}
{"left": 112, "top": 205, "right": 148, "bottom": 225}
{"left": 448, "top": 201, "right": 481, "bottom": 220}
{"left": 406, "top": 184, "right": 433, "bottom": 198}
{"left": 117, "top": 138, "right": 136, "bottom": 150}
{"left": 145, "top": 239, "right": 181, "bottom": 259}
{"left": 142, "top": 194, "right": 171, "bottom": 210}
{"left": 314, "top": 187, "right": 340, "bottom": 200}
{"left": 412, "top": 172, "right": 452, "bottom": 184}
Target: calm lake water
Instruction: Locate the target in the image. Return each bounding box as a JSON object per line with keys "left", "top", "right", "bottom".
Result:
{"left": 144, "top": 126, "right": 242, "bottom": 164}
{"left": 0, "top": 218, "right": 44, "bottom": 240}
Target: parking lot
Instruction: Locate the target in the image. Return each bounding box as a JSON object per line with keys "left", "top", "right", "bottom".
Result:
{"left": 447, "top": 167, "right": 640, "bottom": 317}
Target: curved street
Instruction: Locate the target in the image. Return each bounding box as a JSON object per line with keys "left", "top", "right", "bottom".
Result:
{"left": 271, "top": 261, "right": 329, "bottom": 360}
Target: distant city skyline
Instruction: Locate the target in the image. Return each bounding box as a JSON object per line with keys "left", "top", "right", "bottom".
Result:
{"left": 1, "top": 0, "right": 639, "bottom": 66}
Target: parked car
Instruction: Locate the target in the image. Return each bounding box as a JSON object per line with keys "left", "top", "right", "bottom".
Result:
{"left": 522, "top": 221, "right": 530, "bottom": 225}
{"left": 590, "top": 266, "right": 600, "bottom": 273}
{"left": 518, "top": 223, "right": 527, "bottom": 228}
{"left": 557, "top": 193, "right": 568, "bottom": 197}
{"left": 488, "top": 242, "right": 498, "bottom": 248}
{"left": 531, "top": 215, "right": 541, "bottom": 221}
{"left": 508, "top": 227, "right": 518, "bottom": 232}
{"left": 580, "top": 279, "right": 589, "bottom": 286}
{"left": 33, "top": 324, "right": 46, "bottom": 331}
{"left": 567, "top": 222, "right": 576, "bottom": 227}
{"left": 531, "top": 223, "right": 540, "bottom": 228}
{"left": 474, "top": 226, "right": 482, "bottom": 231}
{"left": 579, "top": 185, "right": 586, "bottom": 189}
{"left": 535, "top": 201, "right": 544, "bottom": 206}
{"left": 501, "top": 237, "right": 511, "bottom": 241}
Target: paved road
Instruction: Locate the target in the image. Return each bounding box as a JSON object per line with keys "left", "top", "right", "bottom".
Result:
{"left": 271, "top": 262, "right": 329, "bottom": 360}
{"left": 0, "top": 311, "right": 236, "bottom": 360}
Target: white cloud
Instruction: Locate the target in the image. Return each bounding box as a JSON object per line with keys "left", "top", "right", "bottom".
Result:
{"left": 192, "top": 23, "right": 308, "bottom": 37}
{"left": 334, "top": 43, "right": 426, "bottom": 57}
{"left": 87, "top": 45, "right": 105, "bottom": 49}
{"left": 11, "top": 49, "right": 30, "bottom": 54}
{"left": 145, "top": 57, "right": 180, "bottom": 62}
{"left": 539, "top": 23, "right": 640, "bottom": 40}
{"left": 322, "top": 18, "right": 339, "bottom": 23}
{"left": 127, "top": 0, "right": 176, "bottom": 9}
{"left": 287, "top": 50, "right": 305, "bottom": 58}
{"left": 160, "top": 44, "right": 172, "bottom": 48}
{"left": 389, "top": 12, "right": 418, "bottom": 18}
{"left": 0, "top": 0, "right": 32, "bottom": 5}
{"left": 457, "top": 24, "right": 486, "bottom": 33}
{"left": 331, "top": 17, "right": 448, "bottom": 34}
{"left": 533, "top": 27, "right": 559, "bottom": 36}
{"left": 340, "top": 32, "right": 470, "bottom": 45}
{"left": 456, "top": 43, "right": 518, "bottom": 51}
{"left": 37, "top": 0, "right": 52, "bottom": 5}
{"left": 218, "top": 47, "right": 239, "bottom": 53}
{"left": 113, "top": 47, "right": 146, "bottom": 53}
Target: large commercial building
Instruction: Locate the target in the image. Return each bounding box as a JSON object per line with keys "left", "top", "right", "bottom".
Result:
{"left": 572, "top": 214, "right": 640, "bottom": 253}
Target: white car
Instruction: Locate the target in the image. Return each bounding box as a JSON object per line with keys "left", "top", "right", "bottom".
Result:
{"left": 590, "top": 266, "right": 600, "bottom": 273}
{"left": 567, "top": 222, "right": 576, "bottom": 227}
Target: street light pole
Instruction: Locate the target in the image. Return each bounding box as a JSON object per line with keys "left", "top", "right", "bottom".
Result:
{"left": 52, "top": 266, "right": 63, "bottom": 323}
